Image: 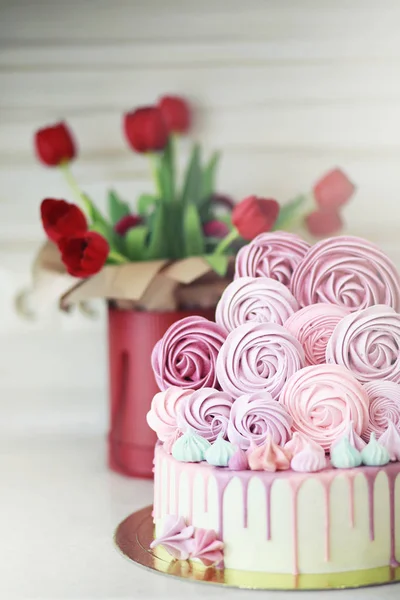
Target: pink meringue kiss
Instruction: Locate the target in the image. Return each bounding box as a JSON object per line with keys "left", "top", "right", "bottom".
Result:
{"left": 216, "top": 322, "right": 305, "bottom": 400}
{"left": 151, "top": 316, "right": 226, "bottom": 391}
{"left": 290, "top": 444, "right": 327, "bottom": 473}
{"left": 190, "top": 528, "right": 224, "bottom": 566}
{"left": 248, "top": 436, "right": 292, "bottom": 472}
{"left": 279, "top": 364, "right": 370, "bottom": 451}
{"left": 284, "top": 432, "right": 323, "bottom": 455}
{"left": 290, "top": 236, "right": 400, "bottom": 312}
{"left": 363, "top": 380, "right": 400, "bottom": 439}
{"left": 147, "top": 387, "right": 193, "bottom": 442}
{"left": 284, "top": 303, "right": 349, "bottom": 366}
{"left": 378, "top": 422, "right": 400, "bottom": 462}
{"left": 216, "top": 276, "right": 299, "bottom": 333}
{"left": 227, "top": 390, "right": 292, "bottom": 450}
{"left": 150, "top": 515, "right": 194, "bottom": 560}
{"left": 177, "top": 387, "right": 233, "bottom": 442}
{"left": 234, "top": 231, "right": 310, "bottom": 288}
{"left": 228, "top": 447, "right": 249, "bottom": 470}
{"left": 326, "top": 305, "right": 400, "bottom": 384}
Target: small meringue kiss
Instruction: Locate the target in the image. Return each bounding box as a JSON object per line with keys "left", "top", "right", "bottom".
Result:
{"left": 290, "top": 443, "right": 327, "bottom": 473}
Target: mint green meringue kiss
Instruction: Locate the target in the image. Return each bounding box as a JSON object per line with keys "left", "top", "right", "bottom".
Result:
{"left": 330, "top": 437, "right": 362, "bottom": 469}
{"left": 361, "top": 432, "right": 390, "bottom": 466}
{"left": 205, "top": 434, "right": 236, "bottom": 467}
{"left": 172, "top": 428, "right": 211, "bottom": 463}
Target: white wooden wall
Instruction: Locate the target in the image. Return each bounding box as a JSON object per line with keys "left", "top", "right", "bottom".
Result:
{"left": 2, "top": 0, "right": 400, "bottom": 346}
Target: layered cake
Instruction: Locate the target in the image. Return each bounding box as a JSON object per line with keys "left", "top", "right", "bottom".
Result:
{"left": 147, "top": 234, "right": 400, "bottom": 581}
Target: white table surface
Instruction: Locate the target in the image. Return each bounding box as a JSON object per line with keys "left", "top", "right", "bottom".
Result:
{"left": 2, "top": 331, "right": 400, "bottom": 600}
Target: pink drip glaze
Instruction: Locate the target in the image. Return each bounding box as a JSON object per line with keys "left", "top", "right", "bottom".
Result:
{"left": 263, "top": 481, "right": 273, "bottom": 540}
{"left": 166, "top": 459, "right": 171, "bottom": 515}
{"left": 153, "top": 443, "right": 400, "bottom": 574}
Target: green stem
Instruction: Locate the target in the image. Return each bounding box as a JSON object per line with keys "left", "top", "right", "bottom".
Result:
{"left": 148, "top": 153, "right": 161, "bottom": 197}
{"left": 60, "top": 161, "right": 87, "bottom": 208}
{"left": 214, "top": 228, "right": 239, "bottom": 255}
{"left": 107, "top": 250, "right": 129, "bottom": 264}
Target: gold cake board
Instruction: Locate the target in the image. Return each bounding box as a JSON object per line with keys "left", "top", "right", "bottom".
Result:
{"left": 114, "top": 506, "right": 400, "bottom": 591}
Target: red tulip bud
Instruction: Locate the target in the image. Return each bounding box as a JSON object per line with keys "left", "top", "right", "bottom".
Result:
{"left": 58, "top": 231, "right": 109, "bottom": 278}
{"left": 34, "top": 122, "right": 76, "bottom": 167}
{"left": 306, "top": 208, "right": 343, "bottom": 237}
{"left": 40, "top": 198, "right": 87, "bottom": 243}
{"left": 114, "top": 214, "right": 142, "bottom": 236}
{"left": 123, "top": 107, "right": 168, "bottom": 153}
{"left": 158, "top": 95, "right": 191, "bottom": 134}
{"left": 232, "top": 196, "right": 280, "bottom": 241}
{"left": 203, "top": 220, "right": 230, "bottom": 238}
{"left": 313, "top": 168, "right": 355, "bottom": 209}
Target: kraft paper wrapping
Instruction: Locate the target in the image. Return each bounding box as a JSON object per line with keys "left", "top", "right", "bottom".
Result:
{"left": 24, "top": 241, "right": 232, "bottom": 313}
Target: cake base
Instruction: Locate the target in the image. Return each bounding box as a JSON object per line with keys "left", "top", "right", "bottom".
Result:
{"left": 114, "top": 507, "right": 400, "bottom": 590}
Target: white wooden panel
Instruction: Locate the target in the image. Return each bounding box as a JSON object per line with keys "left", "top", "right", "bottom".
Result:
{"left": 1, "top": 0, "right": 400, "bottom": 333}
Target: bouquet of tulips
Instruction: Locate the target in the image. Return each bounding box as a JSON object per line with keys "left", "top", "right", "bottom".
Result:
{"left": 34, "top": 94, "right": 356, "bottom": 288}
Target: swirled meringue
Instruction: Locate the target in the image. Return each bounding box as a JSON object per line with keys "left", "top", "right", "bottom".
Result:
{"left": 151, "top": 316, "right": 226, "bottom": 391}
{"left": 177, "top": 387, "right": 233, "bottom": 442}
{"left": 227, "top": 390, "right": 292, "bottom": 449}
{"left": 279, "top": 364, "right": 370, "bottom": 451}
{"left": 163, "top": 429, "right": 183, "bottom": 455}
{"left": 228, "top": 447, "right": 249, "bottom": 470}
{"left": 150, "top": 515, "right": 194, "bottom": 560}
{"left": 378, "top": 422, "right": 400, "bottom": 462}
{"left": 363, "top": 380, "right": 400, "bottom": 439}
{"left": 284, "top": 303, "right": 349, "bottom": 365}
{"left": 284, "top": 432, "right": 323, "bottom": 455}
{"left": 331, "top": 420, "right": 366, "bottom": 453}
{"left": 290, "top": 236, "right": 400, "bottom": 312}
{"left": 216, "top": 276, "right": 299, "bottom": 333}
{"left": 326, "top": 305, "right": 400, "bottom": 384}
{"left": 330, "top": 437, "right": 362, "bottom": 469}
{"left": 234, "top": 231, "right": 310, "bottom": 288}
{"left": 147, "top": 387, "right": 193, "bottom": 441}
{"left": 216, "top": 322, "right": 305, "bottom": 400}
{"left": 248, "top": 436, "right": 292, "bottom": 472}
{"left": 204, "top": 434, "right": 236, "bottom": 467}
{"left": 361, "top": 433, "right": 390, "bottom": 466}
{"left": 172, "top": 428, "right": 211, "bottom": 462}
{"left": 290, "top": 444, "right": 327, "bottom": 473}
{"left": 191, "top": 528, "right": 224, "bottom": 566}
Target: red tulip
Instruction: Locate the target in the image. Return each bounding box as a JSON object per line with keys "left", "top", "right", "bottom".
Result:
{"left": 58, "top": 231, "right": 109, "bottom": 278}
{"left": 34, "top": 122, "right": 76, "bottom": 166}
{"left": 40, "top": 198, "right": 87, "bottom": 243}
{"left": 232, "top": 196, "right": 280, "bottom": 240}
{"left": 114, "top": 214, "right": 142, "bottom": 236}
{"left": 158, "top": 95, "right": 191, "bottom": 134}
{"left": 313, "top": 168, "right": 355, "bottom": 209}
{"left": 203, "top": 220, "right": 230, "bottom": 238}
{"left": 306, "top": 208, "right": 343, "bottom": 237}
{"left": 123, "top": 107, "right": 168, "bottom": 153}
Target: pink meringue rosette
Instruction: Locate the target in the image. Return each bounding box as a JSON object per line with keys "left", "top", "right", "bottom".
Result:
{"left": 290, "top": 236, "right": 400, "bottom": 312}
{"left": 326, "top": 305, "right": 400, "bottom": 384}
{"left": 147, "top": 387, "right": 193, "bottom": 442}
{"left": 177, "top": 387, "right": 234, "bottom": 442}
{"left": 216, "top": 322, "right": 305, "bottom": 400}
{"left": 248, "top": 436, "right": 292, "bottom": 472}
{"left": 363, "top": 380, "right": 400, "bottom": 439}
{"left": 227, "top": 390, "right": 292, "bottom": 450}
{"left": 284, "top": 303, "right": 349, "bottom": 366}
{"left": 151, "top": 316, "right": 226, "bottom": 391}
{"left": 216, "top": 276, "right": 299, "bottom": 333}
{"left": 234, "top": 231, "right": 310, "bottom": 288}
{"left": 279, "top": 364, "right": 370, "bottom": 451}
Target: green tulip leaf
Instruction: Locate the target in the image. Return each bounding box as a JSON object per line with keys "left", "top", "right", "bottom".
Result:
{"left": 107, "top": 189, "right": 131, "bottom": 225}
{"left": 181, "top": 143, "right": 202, "bottom": 207}
{"left": 137, "top": 193, "right": 157, "bottom": 217}
{"left": 158, "top": 137, "right": 175, "bottom": 202}
{"left": 146, "top": 203, "right": 170, "bottom": 259}
{"left": 183, "top": 203, "right": 205, "bottom": 256}
{"left": 203, "top": 254, "right": 229, "bottom": 276}
{"left": 273, "top": 194, "right": 307, "bottom": 231}
{"left": 202, "top": 150, "right": 220, "bottom": 201}
{"left": 124, "top": 226, "right": 148, "bottom": 261}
